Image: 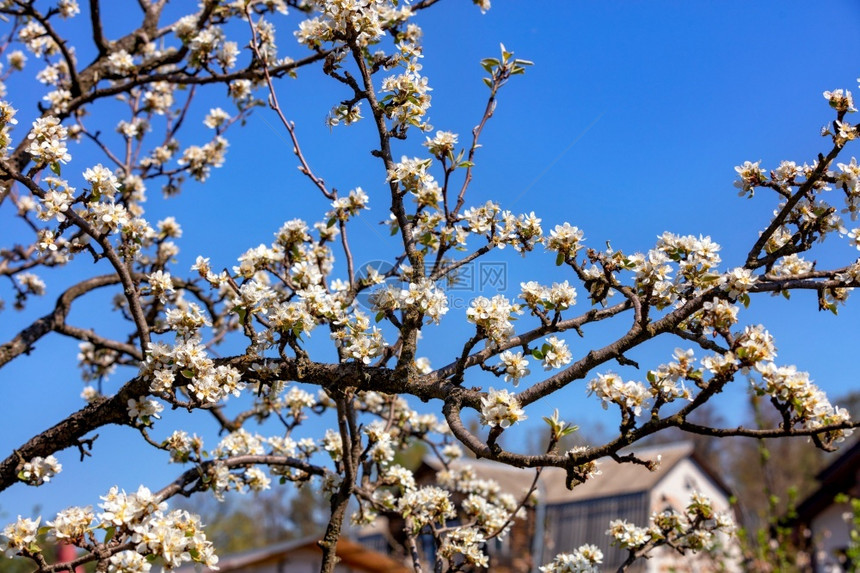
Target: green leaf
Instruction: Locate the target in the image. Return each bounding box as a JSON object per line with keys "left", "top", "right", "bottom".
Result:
{"left": 375, "top": 311, "right": 385, "bottom": 323}
{"left": 49, "top": 161, "right": 61, "bottom": 175}
{"left": 531, "top": 348, "right": 544, "bottom": 360}
{"left": 482, "top": 77, "right": 492, "bottom": 88}
{"left": 327, "top": 217, "right": 337, "bottom": 228}
{"left": 481, "top": 58, "right": 499, "bottom": 72}
{"left": 104, "top": 526, "right": 116, "bottom": 543}
{"left": 555, "top": 252, "right": 565, "bottom": 266}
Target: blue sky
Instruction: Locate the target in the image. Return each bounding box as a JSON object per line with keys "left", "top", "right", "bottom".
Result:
{"left": 2, "top": 1, "right": 860, "bottom": 524}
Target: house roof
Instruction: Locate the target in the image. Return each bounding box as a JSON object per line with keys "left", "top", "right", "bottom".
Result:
{"left": 814, "top": 437, "right": 860, "bottom": 485}
{"left": 796, "top": 438, "right": 860, "bottom": 523}
{"left": 544, "top": 442, "right": 697, "bottom": 504}
{"left": 422, "top": 441, "right": 721, "bottom": 506}
{"left": 170, "top": 534, "right": 410, "bottom": 573}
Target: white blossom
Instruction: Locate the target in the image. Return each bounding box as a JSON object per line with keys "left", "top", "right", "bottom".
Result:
{"left": 19, "top": 455, "right": 62, "bottom": 485}
{"left": 480, "top": 387, "right": 526, "bottom": 428}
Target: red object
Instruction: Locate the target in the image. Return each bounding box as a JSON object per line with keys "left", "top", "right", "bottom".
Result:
{"left": 56, "top": 542, "right": 83, "bottom": 573}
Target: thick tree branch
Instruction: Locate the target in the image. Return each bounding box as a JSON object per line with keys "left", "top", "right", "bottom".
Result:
{"left": 0, "top": 274, "right": 124, "bottom": 369}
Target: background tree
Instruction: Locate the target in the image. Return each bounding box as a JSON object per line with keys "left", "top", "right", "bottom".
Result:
{"left": 173, "top": 485, "right": 329, "bottom": 554}
{"left": 0, "top": 2, "right": 858, "bottom": 573}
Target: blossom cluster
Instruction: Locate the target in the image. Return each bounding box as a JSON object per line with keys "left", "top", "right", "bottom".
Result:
{"left": 295, "top": 0, "right": 410, "bottom": 49}
{"left": 439, "top": 526, "right": 489, "bottom": 567}
{"left": 332, "top": 310, "right": 387, "bottom": 364}
{"left": 328, "top": 188, "right": 370, "bottom": 222}
{"left": 539, "top": 544, "right": 604, "bottom": 573}
{"left": 499, "top": 350, "right": 530, "bottom": 385}
{"left": 377, "top": 460, "right": 527, "bottom": 568}
{"left": 624, "top": 232, "right": 724, "bottom": 308}
{"left": 536, "top": 335, "right": 573, "bottom": 371}
{"left": 545, "top": 223, "right": 585, "bottom": 258}
{"left": 479, "top": 387, "right": 527, "bottom": 428}
{"left": 753, "top": 362, "right": 852, "bottom": 440}
{"left": 520, "top": 280, "right": 578, "bottom": 312}
{"left": 587, "top": 373, "right": 650, "bottom": 417}
{"left": 646, "top": 348, "right": 696, "bottom": 403}
{"left": 398, "top": 486, "right": 456, "bottom": 533}
{"left": 380, "top": 47, "right": 433, "bottom": 133}
{"left": 466, "top": 294, "right": 521, "bottom": 347}
{"left": 1, "top": 486, "right": 217, "bottom": 570}
{"left": 369, "top": 278, "right": 450, "bottom": 324}
{"left": 595, "top": 492, "right": 736, "bottom": 559}
{"left": 16, "top": 454, "right": 61, "bottom": 486}
{"left": 27, "top": 116, "right": 70, "bottom": 166}
{"left": 460, "top": 200, "right": 544, "bottom": 252}
{"left": 0, "top": 101, "right": 17, "bottom": 155}
{"left": 123, "top": 504, "right": 218, "bottom": 569}
{"left": 385, "top": 156, "right": 546, "bottom": 254}
{"left": 141, "top": 333, "right": 245, "bottom": 407}
{"left": 0, "top": 516, "right": 40, "bottom": 558}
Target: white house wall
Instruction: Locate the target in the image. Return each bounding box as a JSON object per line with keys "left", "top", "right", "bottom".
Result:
{"left": 810, "top": 501, "right": 852, "bottom": 572}
{"left": 650, "top": 458, "right": 729, "bottom": 514}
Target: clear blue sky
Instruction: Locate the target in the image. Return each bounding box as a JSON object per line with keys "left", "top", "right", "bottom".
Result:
{"left": 2, "top": 1, "right": 860, "bottom": 523}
